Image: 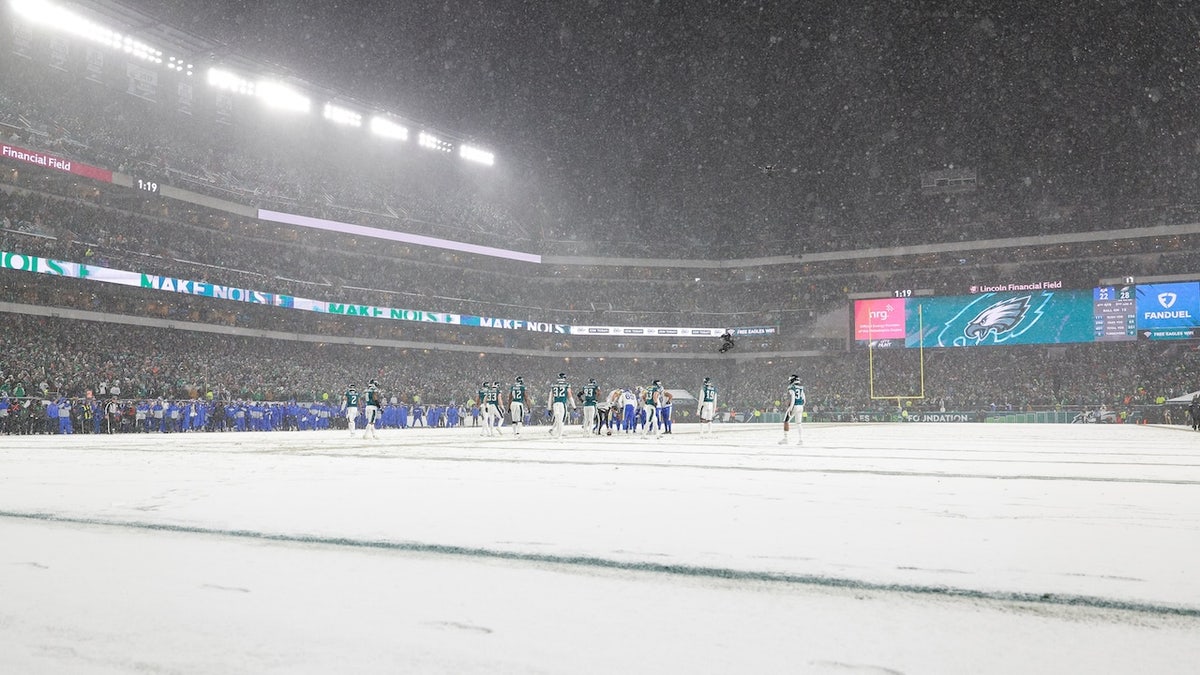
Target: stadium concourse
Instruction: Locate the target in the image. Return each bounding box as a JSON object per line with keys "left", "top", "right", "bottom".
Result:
{"left": 1, "top": 422, "right": 1198, "bottom": 674}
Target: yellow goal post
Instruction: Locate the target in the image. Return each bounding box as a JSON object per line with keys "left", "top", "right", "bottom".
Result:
{"left": 866, "top": 303, "right": 925, "bottom": 411}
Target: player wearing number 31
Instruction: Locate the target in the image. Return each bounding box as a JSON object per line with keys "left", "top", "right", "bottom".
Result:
{"left": 779, "top": 374, "right": 805, "bottom": 446}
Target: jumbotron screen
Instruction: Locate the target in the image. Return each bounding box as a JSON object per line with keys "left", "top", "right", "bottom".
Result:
{"left": 850, "top": 282, "right": 1200, "bottom": 348}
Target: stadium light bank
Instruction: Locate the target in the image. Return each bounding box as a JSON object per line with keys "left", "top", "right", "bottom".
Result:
{"left": 10, "top": 0, "right": 192, "bottom": 73}
{"left": 9, "top": 0, "right": 494, "bottom": 166}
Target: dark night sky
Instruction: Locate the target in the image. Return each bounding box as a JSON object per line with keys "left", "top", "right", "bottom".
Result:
{"left": 117, "top": 0, "right": 1200, "bottom": 234}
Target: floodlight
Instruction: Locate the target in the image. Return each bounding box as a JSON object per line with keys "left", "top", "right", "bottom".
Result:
{"left": 323, "top": 103, "right": 362, "bottom": 127}
{"left": 459, "top": 144, "right": 495, "bottom": 166}
{"left": 369, "top": 116, "right": 408, "bottom": 141}
{"left": 418, "top": 131, "right": 452, "bottom": 153}
{"left": 12, "top": 0, "right": 173, "bottom": 66}
{"left": 207, "top": 68, "right": 255, "bottom": 96}
{"left": 167, "top": 57, "right": 193, "bottom": 73}
{"left": 256, "top": 79, "right": 311, "bottom": 113}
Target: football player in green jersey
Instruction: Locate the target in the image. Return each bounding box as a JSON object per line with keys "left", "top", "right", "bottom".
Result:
{"left": 780, "top": 374, "right": 806, "bottom": 446}
{"left": 343, "top": 384, "right": 360, "bottom": 437}
{"left": 546, "top": 373, "right": 576, "bottom": 439}
{"left": 697, "top": 377, "right": 717, "bottom": 435}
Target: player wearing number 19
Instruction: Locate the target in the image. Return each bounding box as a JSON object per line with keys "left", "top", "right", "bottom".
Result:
{"left": 546, "top": 373, "right": 577, "bottom": 440}
{"left": 697, "top": 377, "right": 717, "bottom": 435}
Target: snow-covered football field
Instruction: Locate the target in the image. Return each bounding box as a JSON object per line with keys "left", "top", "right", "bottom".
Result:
{"left": 2, "top": 422, "right": 1198, "bottom": 674}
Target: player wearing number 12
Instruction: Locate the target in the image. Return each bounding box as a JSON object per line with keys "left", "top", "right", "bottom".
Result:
{"left": 508, "top": 376, "right": 530, "bottom": 436}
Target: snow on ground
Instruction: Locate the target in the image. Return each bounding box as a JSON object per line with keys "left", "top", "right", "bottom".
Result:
{"left": 1, "top": 422, "right": 1198, "bottom": 674}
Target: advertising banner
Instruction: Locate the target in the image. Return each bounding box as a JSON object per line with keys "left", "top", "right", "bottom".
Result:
{"left": 1135, "top": 282, "right": 1200, "bottom": 340}
{"left": 1, "top": 143, "right": 113, "bottom": 183}
{"left": 853, "top": 298, "right": 907, "bottom": 341}
{"left": 177, "top": 82, "right": 193, "bottom": 116}
{"left": 1, "top": 249, "right": 746, "bottom": 339}
{"left": 85, "top": 47, "right": 105, "bottom": 83}
{"left": 48, "top": 36, "right": 69, "bottom": 72}
{"left": 730, "top": 326, "right": 778, "bottom": 337}
{"left": 567, "top": 325, "right": 727, "bottom": 338}
{"left": 125, "top": 62, "right": 158, "bottom": 103}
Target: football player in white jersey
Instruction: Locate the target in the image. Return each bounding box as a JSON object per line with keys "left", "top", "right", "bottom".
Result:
{"left": 619, "top": 388, "right": 638, "bottom": 434}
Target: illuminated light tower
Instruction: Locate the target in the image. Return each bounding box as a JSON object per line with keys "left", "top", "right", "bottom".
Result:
{"left": 369, "top": 116, "right": 409, "bottom": 141}
{"left": 418, "top": 131, "right": 453, "bottom": 153}
{"left": 11, "top": 0, "right": 192, "bottom": 72}
{"left": 459, "top": 144, "right": 495, "bottom": 167}
{"left": 323, "top": 103, "right": 363, "bottom": 127}
{"left": 255, "top": 79, "right": 311, "bottom": 113}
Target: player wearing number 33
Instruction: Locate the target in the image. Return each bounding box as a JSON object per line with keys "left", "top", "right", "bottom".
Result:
{"left": 779, "top": 374, "right": 805, "bottom": 446}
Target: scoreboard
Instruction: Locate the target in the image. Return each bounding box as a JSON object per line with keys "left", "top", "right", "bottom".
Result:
{"left": 1092, "top": 285, "right": 1136, "bottom": 342}
{"left": 854, "top": 280, "right": 1200, "bottom": 348}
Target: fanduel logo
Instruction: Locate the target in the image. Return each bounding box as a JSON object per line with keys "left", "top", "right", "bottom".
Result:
{"left": 1158, "top": 293, "right": 1177, "bottom": 309}
{"left": 1144, "top": 310, "right": 1192, "bottom": 320}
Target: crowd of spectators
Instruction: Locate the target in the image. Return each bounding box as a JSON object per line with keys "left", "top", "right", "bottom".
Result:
{"left": 1, "top": 314, "right": 1196, "bottom": 435}
{"left": 4, "top": 52, "right": 1200, "bottom": 261}
{"left": 3, "top": 174, "right": 1198, "bottom": 356}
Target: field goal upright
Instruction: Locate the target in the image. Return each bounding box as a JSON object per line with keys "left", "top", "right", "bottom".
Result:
{"left": 867, "top": 303, "right": 926, "bottom": 410}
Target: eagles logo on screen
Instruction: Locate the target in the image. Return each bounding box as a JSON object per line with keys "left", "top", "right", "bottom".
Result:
{"left": 930, "top": 293, "right": 1053, "bottom": 346}
{"left": 963, "top": 295, "right": 1031, "bottom": 340}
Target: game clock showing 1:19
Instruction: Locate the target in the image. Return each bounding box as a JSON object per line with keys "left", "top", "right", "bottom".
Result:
{"left": 134, "top": 178, "right": 160, "bottom": 194}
